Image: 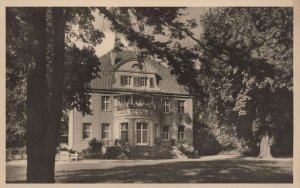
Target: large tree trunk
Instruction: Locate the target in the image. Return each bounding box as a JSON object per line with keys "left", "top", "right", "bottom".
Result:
{"left": 258, "top": 133, "right": 273, "bottom": 159}
{"left": 39, "top": 8, "right": 67, "bottom": 183}
{"left": 26, "top": 8, "right": 48, "bottom": 183}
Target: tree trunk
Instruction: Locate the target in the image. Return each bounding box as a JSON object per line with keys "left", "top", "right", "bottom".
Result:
{"left": 258, "top": 133, "right": 273, "bottom": 159}
{"left": 26, "top": 8, "right": 48, "bottom": 183}
{"left": 39, "top": 8, "right": 67, "bottom": 183}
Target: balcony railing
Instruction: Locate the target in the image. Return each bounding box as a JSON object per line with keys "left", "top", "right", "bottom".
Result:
{"left": 114, "top": 104, "right": 161, "bottom": 117}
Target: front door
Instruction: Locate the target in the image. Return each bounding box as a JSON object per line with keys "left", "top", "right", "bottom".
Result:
{"left": 136, "top": 122, "right": 148, "bottom": 145}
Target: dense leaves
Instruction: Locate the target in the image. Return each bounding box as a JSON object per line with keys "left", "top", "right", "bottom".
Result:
{"left": 196, "top": 8, "right": 293, "bottom": 156}
{"left": 6, "top": 8, "right": 103, "bottom": 147}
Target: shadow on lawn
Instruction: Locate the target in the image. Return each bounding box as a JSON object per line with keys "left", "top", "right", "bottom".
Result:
{"left": 56, "top": 158, "right": 292, "bottom": 183}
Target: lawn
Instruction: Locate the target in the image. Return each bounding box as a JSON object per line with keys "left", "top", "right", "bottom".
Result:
{"left": 6, "top": 155, "right": 293, "bottom": 183}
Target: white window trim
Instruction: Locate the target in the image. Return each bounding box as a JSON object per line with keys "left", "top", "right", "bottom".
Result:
{"left": 162, "top": 99, "right": 170, "bottom": 113}
{"left": 178, "top": 126, "right": 185, "bottom": 141}
{"left": 178, "top": 100, "right": 185, "bottom": 114}
{"left": 102, "top": 96, "right": 110, "bottom": 111}
{"left": 140, "top": 77, "right": 147, "bottom": 87}
{"left": 121, "top": 75, "right": 132, "bottom": 86}
{"left": 120, "top": 122, "right": 129, "bottom": 142}
{"left": 136, "top": 122, "right": 148, "bottom": 145}
{"left": 82, "top": 123, "right": 92, "bottom": 140}
{"left": 101, "top": 123, "right": 110, "bottom": 140}
{"left": 161, "top": 125, "right": 169, "bottom": 140}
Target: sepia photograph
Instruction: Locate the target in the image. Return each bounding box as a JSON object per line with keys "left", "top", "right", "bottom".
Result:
{"left": 5, "top": 4, "right": 294, "bottom": 184}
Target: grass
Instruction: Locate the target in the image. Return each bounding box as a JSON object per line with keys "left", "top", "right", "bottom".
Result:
{"left": 6, "top": 155, "right": 293, "bottom": 183}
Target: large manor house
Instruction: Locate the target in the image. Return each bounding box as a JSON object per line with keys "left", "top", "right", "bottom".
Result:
{"left": 68, "top": 50, "right": 193, "bottom": 154}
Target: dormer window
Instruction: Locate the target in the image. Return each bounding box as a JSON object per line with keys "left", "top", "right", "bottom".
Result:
{"left": 140, "top": 77, "right": 147, "bottom": 87}
{"left": 120, "top": 75, "right": 131, "bottom": 86}
{"left": 149, "top": 78, "right": 154, "bottom": 88}
{"left": 133, "top": 77, "right": 140, "bottom": 87}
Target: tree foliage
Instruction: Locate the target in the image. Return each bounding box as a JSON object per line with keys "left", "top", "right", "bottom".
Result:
{"left": 196, "top": 8, "right": 293, "bottom": 156}
{"left": 6, "top": 8, "right": 103, "bottom": 148}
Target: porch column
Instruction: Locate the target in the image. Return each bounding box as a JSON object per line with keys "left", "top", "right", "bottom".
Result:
{"left": 129, "top": 118, "right": 135, "bottom": 145}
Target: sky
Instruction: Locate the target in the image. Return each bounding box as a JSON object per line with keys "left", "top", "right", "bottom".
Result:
{"left": 86, "top": 8, "right": 207, "bottom": 58}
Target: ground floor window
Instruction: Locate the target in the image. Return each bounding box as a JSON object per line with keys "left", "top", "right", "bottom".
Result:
{"left": 82, "top": 123, "right": 92, "bottom": 140}
{"left": 162, "top": 125, "right": 169, "bottom": 140}
{"left": 120, "top": 122, "right": 129, "bottom": 142}
{"left": 178, "top": 125, "right": 185, "bottom": 140}
{"left": 101, "top": 123, "right": 110, "bottom": 140}
{"left": 136, "top": 123, "right": 148, "bottom": 145}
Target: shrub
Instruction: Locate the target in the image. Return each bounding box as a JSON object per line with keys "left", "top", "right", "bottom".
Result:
{"left": 103, "top": 138, "right": 135, "bottom": 159}
{"left": 77, "top": 138, "right": 103, "bottom": 159}
{"left": 88, "top": 138, "right": 102, "bottom": 153}
{"left": 116, "top": 138, "right": 135, "bottom": 158}
{"left": 103, "top": 146, "right": 122, "bottom": 159}
{"left": 179, "top": 144, "right": 198, "bottom": 158}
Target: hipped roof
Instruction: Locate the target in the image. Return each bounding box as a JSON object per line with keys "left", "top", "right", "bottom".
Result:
{"left": 91, "top": 50, "right": 190, "bottom": 96}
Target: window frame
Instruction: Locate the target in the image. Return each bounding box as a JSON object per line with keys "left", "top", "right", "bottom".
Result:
{"left": 162, "top": 99, "right": 170, "bottom": 113}
{"left": 121, "top": 75, "right": 131, "bottom": 86}
{"left": 178, "top": 100, "right": 185, "bottom": 114}
{"left": 82, "top": 123, "right": 92, "bottom": 140}
{"left": 178, "top": 125, "right": 185, "bottom": 141}
{"left": 161, "top": 125, "right": 169, "bottom": 140}
{"left": 140, "top": 77, "right": 148, "bottom": 87}
{"left": 120, "top": 122, "right": 129, "bottom": 142}
{"left": 149, "top": 77, "right": 154, "bottom": 88}
{"left": 101, "top": 96, "right": 110, "bottom": 111}
{"left": 101, "top": 123, "right": 110, "bottom": 140}
{"left": 133, "top": 77, "right": 140, "bottom": 87}
{"left": 120, "top": 96, "right": 130, "bottom": 105}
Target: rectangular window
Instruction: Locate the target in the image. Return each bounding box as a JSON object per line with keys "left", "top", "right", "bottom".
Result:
{"left": 101, "top": 96, "right": 110, "bottom": 111}
{"left": 137, "top": 123, "right": 148, "bottom": 144}
{"left": 162, "top": 99, "right": 170, "bottom": 113}
{"left": 140, "top": 77, "right": 147, "bottom": 87}
{"left": 149, "top": 78, "right": 154, "bottom": 88}
{"left": 121, "top": 75, "right": 131, "bottom": 86}
{"left": 178, "top": 126, "right": 185, "bottom": 140}
{"left": 178, "top": 100, "right": 185, "bottom": 113}
{"left": 162, "top": 125, "right": 169, "bottom": 140}
{"left": 120, "top": 96, "right": 130, "bottom": 105}
{"left": 101, "top": 123, "right": 110, "bottom": 140}
{"left": 120, "top": 123, "right": 129, "bottom": 142}
{"left": 133, "top": 77, "right": 140, "bottom": 87}
{"left": 82, "top": 123, "right": 92, "bottom": 140}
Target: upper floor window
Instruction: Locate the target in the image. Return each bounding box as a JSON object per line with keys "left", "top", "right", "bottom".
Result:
{"left": 162, "top": 99, "right": 170, "bottom": 113}
{"left": 133, "top": 77, "right": 140, "bottom": 87}
{"left": 140, "top": 77, "right": 148, "bottom": 87}
{"left": 82, "top": 123, "right": 92, "bottom": 140}
{"left": 149, "top": 78, "right": 154, "bottom": 88}
{"left": 101, "top": 96, "right": 110, "bottom": 111}
{"left": 120, "top": 75, "right": 131, "bottom": 86}
{"left": 120, "top": 96, "right": 130, "bottom": 105}
{"left": 178, "top": 100, "right": 185, "bottom": 113}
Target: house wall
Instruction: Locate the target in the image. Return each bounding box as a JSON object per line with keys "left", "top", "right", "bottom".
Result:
{"left": 68, "top": 94, "right": 193, "bottom": 151}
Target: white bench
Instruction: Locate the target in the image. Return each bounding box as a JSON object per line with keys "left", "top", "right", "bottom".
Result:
{"left": 59, "top": 151, "right": 78, "bottom": 162}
